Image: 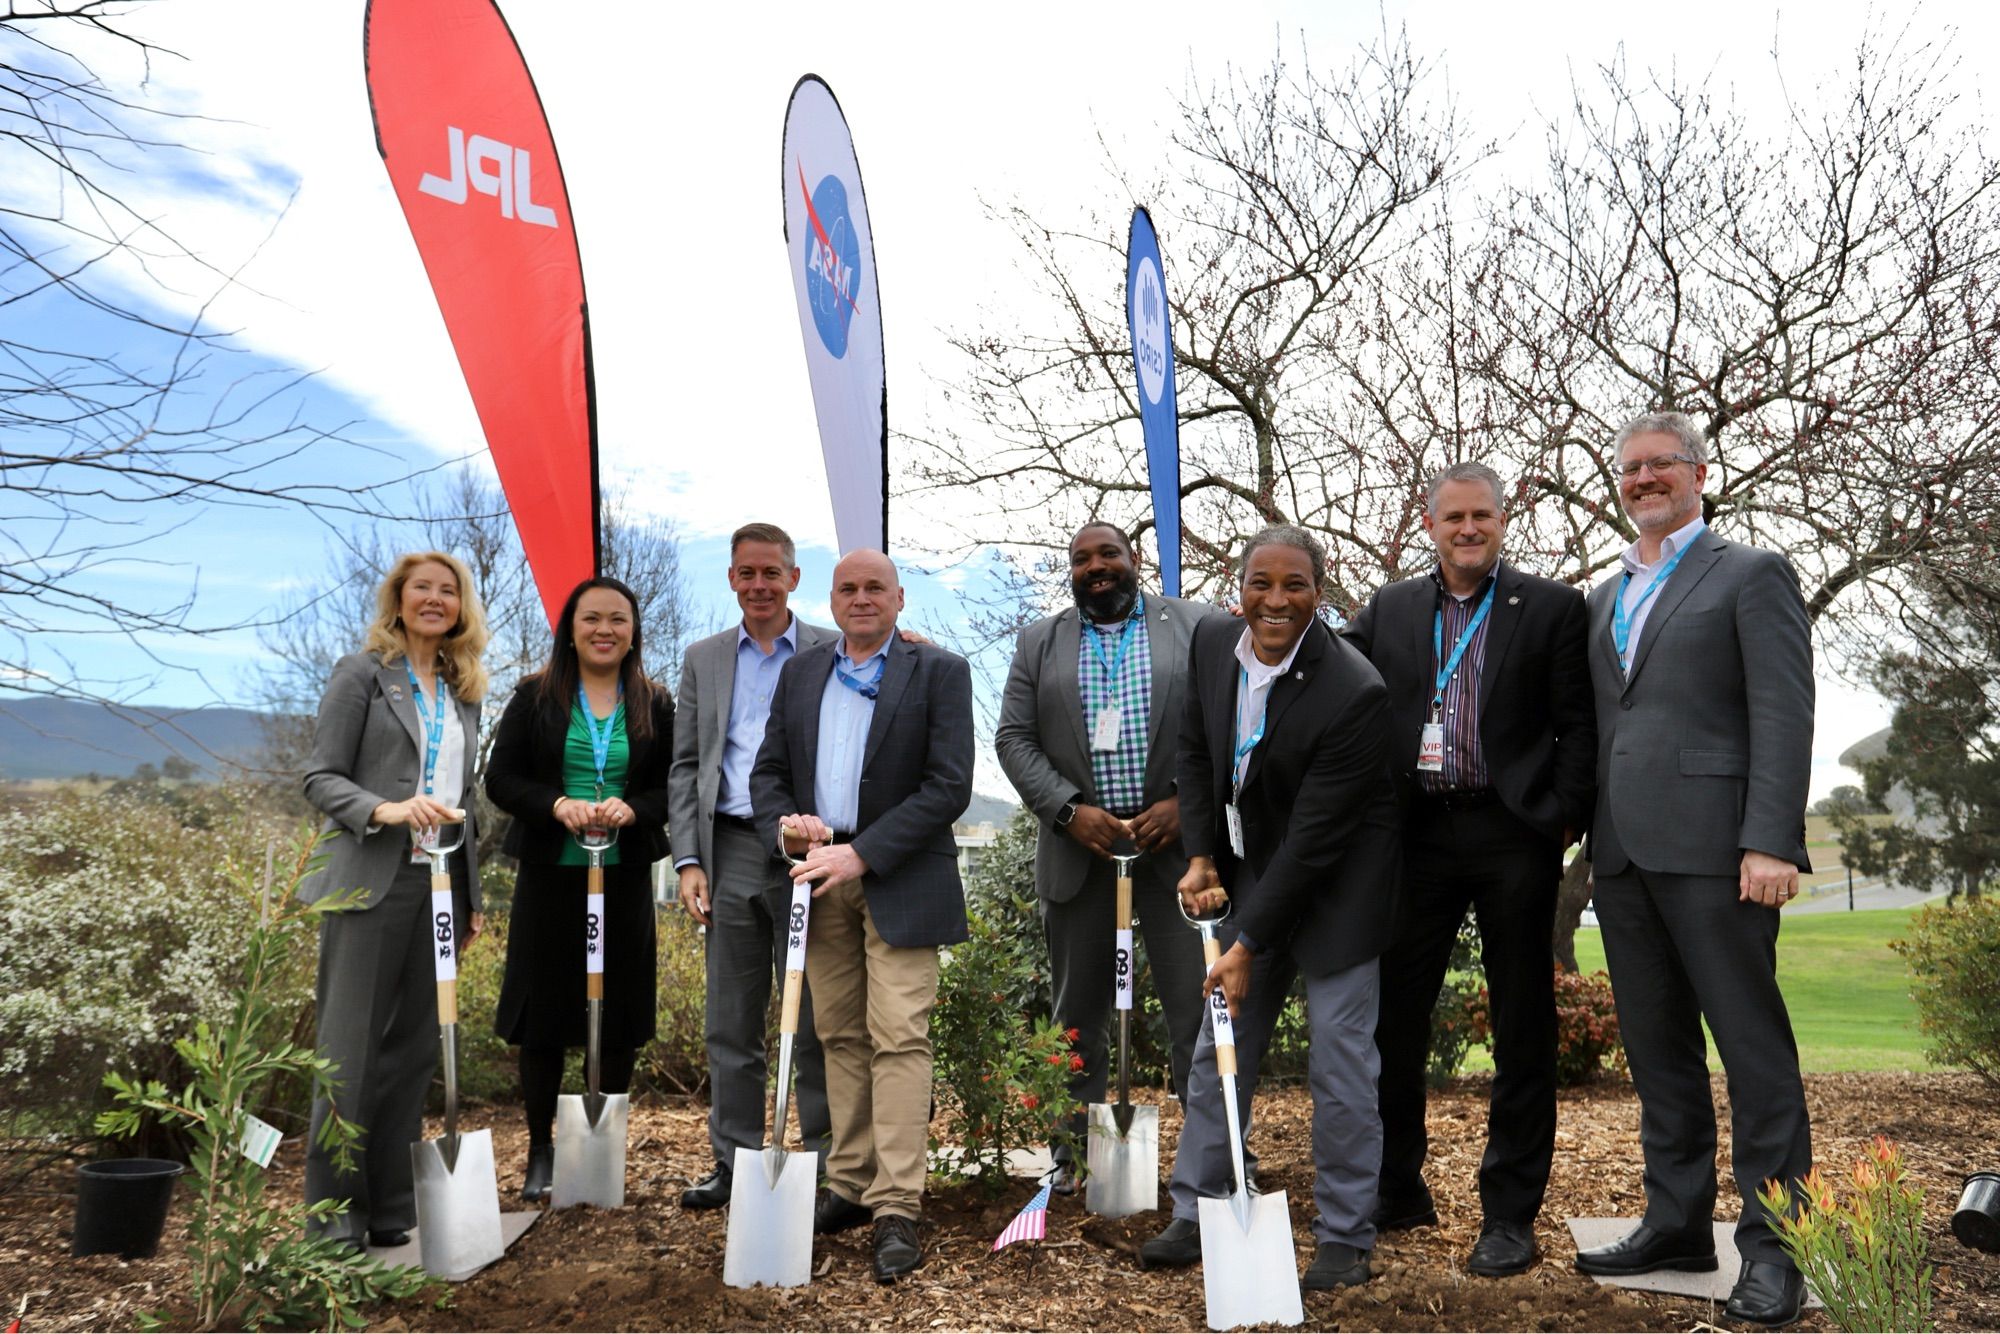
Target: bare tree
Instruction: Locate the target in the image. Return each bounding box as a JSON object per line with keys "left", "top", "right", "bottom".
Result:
{"left": 1, "top": 2, "right": 437, "bottom": 718}
{"left": 905, "top": 30, "right": 1474, "bottom": 614}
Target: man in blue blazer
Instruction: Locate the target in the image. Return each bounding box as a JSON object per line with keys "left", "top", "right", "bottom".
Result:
{"left": 752, "top": 549, "right": 974, "bottom": 1284}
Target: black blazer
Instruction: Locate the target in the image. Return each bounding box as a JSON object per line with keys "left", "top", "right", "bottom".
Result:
{"left": 486, "top": 678, "right": 676, "bottom": 865}
{"left": 1343, "top": 561, "right": 1596, "bottom": 843}
{"left": 750, "top": 635, "right": 975, "bottom": 949}
{"left": 1180, "top": 615, "right": 1401, "bottom": 975}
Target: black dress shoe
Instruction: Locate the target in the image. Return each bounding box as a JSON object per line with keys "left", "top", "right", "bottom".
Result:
{"left": 1725, "top": 1259, "right": 1805, "bottom": 1326}
{"left": 1467, "top": 1219, "right": 1539, "bottom": 1277}
{"left": 1574, "top": 1222, "right": 1717, "bottom": 1276}
{"left": 813, "top": 1188, "right": 871, "bottom": 1234}
{"left": 680, "top": 1165, "right": 732, "bottom": 1210}
{"left": 522, "top": 1144, "right": 553, "bottom": 1202}
{"left": 872, "top": 1215, "right": 922, "bottom": 1282}
{"left": 1371, "top": 1189, "right": 1439, "bottom": 1232}
{"left": 1139, "top": 1217, "right": 1201, "bottom": 1270}
{"left": 1302, "top": 1241, "right": 1371, "bottom": 1289}
{"left": 366, "top": 1229, "right": 410, "bottom": 1248}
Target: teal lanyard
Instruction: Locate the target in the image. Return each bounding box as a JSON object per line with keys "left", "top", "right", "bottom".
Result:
{"left": 1613, "top": 545, "right": 1691, "bottom": 665}
{"left": 833, "top": 652, "right": 886, "bottom": 699}
{"left": 404, "top": 663, "right": 449, "bottom": 795}
{"left": 1232, "top": 665, "right": 1267, "bottom": 799}
{"left": 1431, "top": 580, "right": 1497, "bottom": 716}
{"left": 1086, "top": 614, "right": 1138, "bottom": 683}
{"left": 576, "top": 684, "right": 622, "bottom": 800}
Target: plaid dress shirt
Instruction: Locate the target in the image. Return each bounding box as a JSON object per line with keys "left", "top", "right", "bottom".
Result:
{"left": 1421, "top": 568, "right": 1495, "bottom": 793}
{"left": 1079, "top": 596, "right": 1152, "bottom": 817}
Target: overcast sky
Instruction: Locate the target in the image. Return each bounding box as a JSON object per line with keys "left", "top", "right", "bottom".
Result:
{"left": 15, "top": 0, "right": 1996, "bottom": 795}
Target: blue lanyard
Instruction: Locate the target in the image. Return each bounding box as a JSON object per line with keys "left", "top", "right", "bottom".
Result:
{"left": 404, "top": 662, "right": 450, "bottom": 796}
{"left": 576, "top": 684, "right": 622, "bottom": 799}
{"left": 1430, "top": 580, "right": 1497, "bottom": 714}
{"left": 1086, "top": 613, "right": 1138, "bottom": 684}
{"left": 834, "top": 652, "right": 886, "bottom": 700}
{"left": 1613, "top": 544, "right": 1691, "bottom": 664}
{"left": 1232, "top": 665, "right": 1268, "bottom": 797}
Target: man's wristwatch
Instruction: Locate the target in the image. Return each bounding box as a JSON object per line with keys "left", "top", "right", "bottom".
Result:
{"left": 1055, "top": 802, "right": 1079, "bottom": 829}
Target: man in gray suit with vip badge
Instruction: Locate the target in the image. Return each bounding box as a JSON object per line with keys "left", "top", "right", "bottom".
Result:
{"left": 1574, "top": 411, "right": 1815, "bottom": 1327}
{"left": 667, "top": 523, "right": 836, "bottom": 1210}
{"left": 995, "top": 521, "right": 1221, "bottom": 1191}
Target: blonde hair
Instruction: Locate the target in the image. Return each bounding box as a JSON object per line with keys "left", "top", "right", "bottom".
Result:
{"left": 363, "top": 551, "right": 491, "bottom": 701}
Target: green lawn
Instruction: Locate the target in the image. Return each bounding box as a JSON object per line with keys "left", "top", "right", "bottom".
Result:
{"left": 1570, "top": 906, "right": 1927, "bottom": 1072}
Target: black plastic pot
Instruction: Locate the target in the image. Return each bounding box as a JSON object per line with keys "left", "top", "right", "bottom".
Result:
{"left": 1955, "top": 1172, "right": 2000, "bottom": 1254}
{"left": 72, "top": 1158, "right": 184, "bottom": 1259}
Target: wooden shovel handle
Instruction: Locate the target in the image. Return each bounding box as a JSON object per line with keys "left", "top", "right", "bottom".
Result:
{"left": 779, "top": 966, "right": 804, "bottom": 1036}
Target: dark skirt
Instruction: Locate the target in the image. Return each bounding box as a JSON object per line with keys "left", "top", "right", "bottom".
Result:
{"left": 495, "top": 860, "right": 657, "bottom": 1050}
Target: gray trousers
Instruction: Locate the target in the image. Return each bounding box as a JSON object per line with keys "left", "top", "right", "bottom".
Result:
{"left": 1041, "top": 851, "right": 1207, "bottom": 1155}
{"left": 1596, "top": 866, "right": 1812, "bottom": 1265}
{"left": 703, "top": 817, "right": 831, "bottom": 1171}
{"left": 1169, "top": 948, "right": 1382, "bottom": 1249}
{"left": 307, "top": 857, "right": 455, "bottom": 1239}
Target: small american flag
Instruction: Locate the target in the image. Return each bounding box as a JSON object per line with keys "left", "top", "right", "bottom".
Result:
{"left": 991, "top": 1182, "right": 1053, "bottom": 1251}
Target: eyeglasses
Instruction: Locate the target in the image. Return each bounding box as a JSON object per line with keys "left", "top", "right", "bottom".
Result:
{"left": 1617, "top": 454, "right": 1697, "bottom": 479}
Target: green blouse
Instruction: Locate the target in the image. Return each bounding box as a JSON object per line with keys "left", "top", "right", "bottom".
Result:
{"left": 557, "top": 700, "right": 628, "bottom": 867}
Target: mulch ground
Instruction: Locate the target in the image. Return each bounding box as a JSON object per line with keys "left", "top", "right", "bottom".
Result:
{"left": 6, "top": 1072, "right": 1997, "bottom": 1331}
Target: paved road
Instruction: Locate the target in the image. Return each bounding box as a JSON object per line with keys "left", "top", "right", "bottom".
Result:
{"left": 1788, "top": 875, "right": 1949, "bottom": 915}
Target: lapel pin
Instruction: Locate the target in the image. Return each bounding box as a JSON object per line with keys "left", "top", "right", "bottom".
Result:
{"left": 388, "top": 686, "right": 404, "bottom": 700}
{"left": 1295, "top": 671, "right": 1305, "bottom": 680}
{"left": 1508, "top": 595, "right": 1520, "bottom": 605}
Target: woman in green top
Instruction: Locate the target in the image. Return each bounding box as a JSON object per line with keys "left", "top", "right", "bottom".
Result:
{"left": 487, "top": 577, "right": 676, "bottom": 1201}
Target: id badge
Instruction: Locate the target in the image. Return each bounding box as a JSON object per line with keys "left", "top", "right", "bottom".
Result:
{"left": 1091, "top": 706, "right": 1122, "bottom": 751}
{"left": 1417, "top": 722, "right": 1445, "bottom": 772}
{"left": 1225, "top": 802, "right": 1245, "bottom": 857}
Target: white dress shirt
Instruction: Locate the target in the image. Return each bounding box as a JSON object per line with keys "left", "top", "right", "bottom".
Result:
{"left": 1617, "top": 513, "right": 1708, "bottom": 674}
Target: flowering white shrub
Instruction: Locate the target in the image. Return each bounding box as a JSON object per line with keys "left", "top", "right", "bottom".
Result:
{"left": 0, "top": 787, "right": 311, "bottom": 1135}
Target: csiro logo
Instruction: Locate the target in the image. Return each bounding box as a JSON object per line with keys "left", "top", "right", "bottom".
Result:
{"left": 798, "top": 159, "right": 862, "bottom": 359}
{"left": 1132, "top": 255, "right": 1167, "bottom": 404}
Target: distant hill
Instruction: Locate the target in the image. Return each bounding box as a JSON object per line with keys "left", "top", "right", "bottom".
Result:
{"left": 961, "top": 790, "right": 1019, "bottom": 828}
{"left": 0, "top": 697, "right": 269, "bottom": 780}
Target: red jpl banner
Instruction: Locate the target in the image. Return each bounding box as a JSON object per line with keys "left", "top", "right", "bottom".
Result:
{"left": 365, "top": 0, "right": 597, "bottom": 627}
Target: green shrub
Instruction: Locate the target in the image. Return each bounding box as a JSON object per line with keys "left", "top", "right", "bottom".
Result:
{"left": 1891, "top": 897, "right": 2000, "bottom": 1084}
{"left": 642, "top": 906, "right": 710, "bottom": 1095}
{"left": 449, "top": 904, "right": 517, "bottom": 1106}
{"left": 1760, "top": 1136, "right": 1934, "bottom": 1333}
{"left": 0, "top": 785, "right": 306, "bottom": 1140}
{"left": 98, "top": 829, "right": 432, "bottom": 1332}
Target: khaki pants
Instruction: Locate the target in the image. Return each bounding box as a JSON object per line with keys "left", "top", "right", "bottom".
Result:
{"left": 804, "top": 878, "right": 940, "bottom": 1219}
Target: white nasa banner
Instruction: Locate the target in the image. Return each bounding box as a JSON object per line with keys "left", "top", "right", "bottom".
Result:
{"left": 781, "top": 74, "right": 887, "bottom": 555}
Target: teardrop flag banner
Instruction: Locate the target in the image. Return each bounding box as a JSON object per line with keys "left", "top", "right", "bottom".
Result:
{"left": 1126, "top": 207, "right": 1182, "bottom": 596}
{"left": 365, "top": 0, "right": 598, "bottom": 628}
{"left": 781, "top": 75, "right": 887, "bottom": 555}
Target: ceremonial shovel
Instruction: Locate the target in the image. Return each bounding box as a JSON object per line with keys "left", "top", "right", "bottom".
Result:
{"left": 1085, "top": 837, "right": 1157, "bottom": 1217}
{"left": 551, "top": 824, "right": 628, "bottom": 1209}
{"left": 723, "top": 830, "right": 820, "bottom": 1289}
{"left": 1180, "top": 893, "right": 1303, "bottom": 1331}
{"left": 408, "top": 814, "right": 505, "bottom": 1280}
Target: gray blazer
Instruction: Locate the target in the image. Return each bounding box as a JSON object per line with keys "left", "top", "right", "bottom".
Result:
{"left": 300, "top": 651, "right": 483, "bottom": 910}
{"left": 1585, "top": 531, "right": 1813, "bottom": 879}
{"left": 667, "top": 617, "right": 837, "bottom": 875}
{"left": 994, "top": 595, "right": 1225, "bottom": 903}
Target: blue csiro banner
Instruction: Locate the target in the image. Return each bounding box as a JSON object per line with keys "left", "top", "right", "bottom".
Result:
{"left": 1126, "top": 207, "right": 1181, "bottom": 596}
{"left": 781, "top": 75, "right": 887, "bottom": 554}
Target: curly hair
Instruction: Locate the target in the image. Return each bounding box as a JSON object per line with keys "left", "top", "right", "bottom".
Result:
{"left": 361, "top": 550, "right": 491, "bottom": 701}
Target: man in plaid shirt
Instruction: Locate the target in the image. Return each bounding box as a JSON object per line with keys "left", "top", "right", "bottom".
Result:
{"left": 996, "top": 522, "right": 1230, "bottom": 1191}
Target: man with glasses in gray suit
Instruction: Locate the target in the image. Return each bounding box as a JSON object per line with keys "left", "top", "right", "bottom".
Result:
{"left": 668, "top": 522, "right": 835, "bottom": 1210}
{"left": 1573, "top": 412, "right": 1815, "bottom": 1327}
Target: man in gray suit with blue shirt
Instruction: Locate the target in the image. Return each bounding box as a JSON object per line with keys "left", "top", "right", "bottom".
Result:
{"left": 1574, "top": 411, "right": 1814, "bottom": 1327}
{"left": 995, "top": 521, "right": 1219, "bottom": 1190}
{"left": 667, "top": 523, "right": 835, "bottom": 1210}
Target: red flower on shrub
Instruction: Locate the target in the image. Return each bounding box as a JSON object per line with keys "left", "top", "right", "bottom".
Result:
{"left": 1047, "top": 1053, "right": 1064, "bottom": 1066}
{"left": 1021, "top": 1094, "right": 1040, "bottom": 1110}
{"left": 1066, "top": 1027, "right": 1080, "bottom": 1042}
{"left": 1069, "top": 1053, "right": 1085, "bottom": 1071}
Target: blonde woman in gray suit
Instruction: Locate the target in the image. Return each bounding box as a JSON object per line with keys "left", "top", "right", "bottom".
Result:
{"left": 300, "top": 550, "right": 490, "bottom": 1254}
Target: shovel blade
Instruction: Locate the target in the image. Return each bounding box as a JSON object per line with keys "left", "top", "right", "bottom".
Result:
{"left": 1197, "top": 1189, "right": 1304, "bottom": 1331}
{"left": 410, "top": 1128, "right": 504, "bottom": 1281}
{"left": 1084, "top": 1102, "right": 1158, "bottom": 1218}
{"left": 551, "top": 1092, "right": 628, "bottom": 1210}
{"left": 722, "top": 1145, "right": 815, "bottom": 1288}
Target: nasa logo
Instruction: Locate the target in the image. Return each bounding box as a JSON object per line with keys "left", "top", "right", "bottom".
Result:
{"left": 797, "top": 160, "right": 863, "bottom": 360}
{"left": 418, "top": 125, "right": 558, "bottom": 229}
{"left": 1131, "top": 256, "right": 1168, "bottom": 405}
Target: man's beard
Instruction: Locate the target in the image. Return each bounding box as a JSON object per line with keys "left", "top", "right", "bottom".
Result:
{"left": 1072, "top": 569, "right": 1140, "bottom": 623}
